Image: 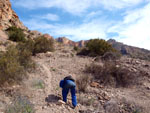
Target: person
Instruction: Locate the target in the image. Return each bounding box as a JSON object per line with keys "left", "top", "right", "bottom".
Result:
{"left": 59, "top": 75, "right": 77, "bottom": 108}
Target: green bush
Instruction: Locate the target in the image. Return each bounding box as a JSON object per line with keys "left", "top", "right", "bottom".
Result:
{"left": 6, "top": 26, "right": 26, "bottom": 42}
{"left": 17, "top": 40, "right": 35, "bottom": 69}
{"left": 0, "top": 43, "right": 34, "bottom": 86}
{"left": 33, "top": 36, "right": 54, "bottom": 55}
{"left": 6, "top": 96, "right": 35, "bottom": 113}
{"left": 73, "top": 46, "right": 79, "bottom": 51}
{"left": 78, "top": 39, "right": 116, "bottom": 57}
{"left": 87, "top": 39, "right": 116, "bottom": 56}
{"left": 0, "top": 45, "right": 24, "bottom": 85}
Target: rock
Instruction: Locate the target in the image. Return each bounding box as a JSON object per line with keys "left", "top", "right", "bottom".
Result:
{"left": 57, "top": 100, "right": 66, "bottom": 105}
{"left": 36, "top": 53, "right": 45, "bottom": 58}
{"left": 56, "top": 37, "right": 75, "bottom": 46}
{"left": 42, "top": 106, "right": 47, "bottom": 109}
{"left": 76, "top": 40, "right": 87, "bottom": 47}
{"left": 0, "top": 30, "right": 8, "bottom": 42}
{"left": 0, "top": 0, "right": 27, "bottom": 30}
{"left": 144, "top": 64, "right": 149, "bottom": 67}
{"left": 43, "top": 34, "right": 53, "bottom": 40}
{"left": 104, "top": 99, "right": 119, "bottom": 113}
{"left": 146, "top": 86, "right": 150, "bottom": 90}
{"left": 45, "top": 52, "right": 52, "bottom": 57}
{"left": 29, "top": 30, "right": 42, "bottom": 38}
{"left": 90, "top": 82, "right": 100, "bottom": 88}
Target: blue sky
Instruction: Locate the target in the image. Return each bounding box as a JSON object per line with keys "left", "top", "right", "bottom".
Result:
{"left": 10, "top": 0, "right": 150, "bottom": 50}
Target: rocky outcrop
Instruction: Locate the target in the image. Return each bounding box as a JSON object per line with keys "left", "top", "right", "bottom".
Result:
{"left": 56, "top": 37, "right": 87, "bottom": 47}
{"left": 0, "top": 0, "right": 27, "bottom": 30}
{"left": 43, "top": 33, "right": 53, "bottom": 40}
{"left": 76, "top": 40, "right": 88, "bottom": 47}
{"left": 108, "top": 39, "right": 150, "bottom": 60}
{"left": 0, "top": 30, "right": 8, "bottom": 42}
{"left": 56, "top": 37, "right": 75, "bottom": 46}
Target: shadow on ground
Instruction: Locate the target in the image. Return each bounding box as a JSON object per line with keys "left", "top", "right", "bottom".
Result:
{"left": 45, "top": 94, "right": 61, "bottom": 103}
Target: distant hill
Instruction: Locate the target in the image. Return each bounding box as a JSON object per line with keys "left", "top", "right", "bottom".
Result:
{"left": 108, "top": 39, "right": 150, "bottom": 60}
{"left": 56, "top": 37, "right": 88, "bottom": 47}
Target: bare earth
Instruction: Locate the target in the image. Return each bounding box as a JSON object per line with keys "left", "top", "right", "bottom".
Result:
{"left": 0, "top": 45, "right": 150, "bottom": 113}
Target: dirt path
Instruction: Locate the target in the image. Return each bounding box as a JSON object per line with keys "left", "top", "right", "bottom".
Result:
{"left": 1, "top": 46, "right": 149, "bottom": 113}
{"left": 28, "top": 48, "right": 93, "bottom": 113}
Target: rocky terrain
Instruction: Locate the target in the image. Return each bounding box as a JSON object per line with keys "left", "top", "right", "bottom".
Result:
{"left": 0, "top": 45, "right": 150, "bottom": 113}
{"left": 0, "top": 0, "right": 27, "bottom": 30}
{"left": 108, "top": 39, "right": 150, "bottom": 61}
{"left": 0, "top": 0, "right": 150, "bottom": 113}
{"left": 56, "top": 37, "right": 87, "bottom": 47}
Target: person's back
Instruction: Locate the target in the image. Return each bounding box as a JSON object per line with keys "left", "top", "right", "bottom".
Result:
{"left": 59, "top": 76, "right": 77, "bottom": 107}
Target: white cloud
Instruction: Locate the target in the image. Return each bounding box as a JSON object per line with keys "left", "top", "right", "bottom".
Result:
{"left": 33, "top": 13, "right": 59, "bottom": 21}
{"left": 108, "top": 3, "right": 150, "bottom": 50}
{"left": 11, "top": 0, "right": 150, "bottom": 50}
{"left": 23, "top": 19, "right": 56, "bottom": 31}
{"left": 11, "top": 0, "right": 148, "bottom": 15}
{"left": 53, "top": 19, "right": 109, "bottom": 41}
{"left": 94, "top": 0, "right": 144, "bottom": 10}
{"left": 23, "top": 18, "right": 110, "bottom": 41}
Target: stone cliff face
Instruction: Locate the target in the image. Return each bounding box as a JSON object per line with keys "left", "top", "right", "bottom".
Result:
{"left": 108, "top": 39, "right": 150, "bottom": 60}
{"left": 0, "top": 0, "right": 27, "bottom": 30}
{"left": 56, "top": 37, "right": 87, "bottom": 47}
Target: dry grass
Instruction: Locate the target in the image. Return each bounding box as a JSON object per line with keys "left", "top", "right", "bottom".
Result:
{"left": 85, "top": 61, "right": 137, "bottom": 87}
{"left": 0, "top": 44, "right": 34, "bottom": 86}
{"left": 76, "top": 74, "right": 90, "bottom": 92}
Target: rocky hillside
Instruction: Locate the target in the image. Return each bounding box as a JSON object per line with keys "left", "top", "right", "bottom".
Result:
{"left": 56, "top": 37, "right": 87, "bottom": 47}
{"left": 0, "top": 1, "right": 150, "bottom": 113}
{"left": 0, "top": 0, "right": 27, "bottom": 30}
{"left": 108, "top": 39, "right": 150, "bottom": 60}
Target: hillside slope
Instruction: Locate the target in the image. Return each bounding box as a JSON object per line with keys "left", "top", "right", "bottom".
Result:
{"left": 108, "top": 39, "right": 150, "bottom": 60}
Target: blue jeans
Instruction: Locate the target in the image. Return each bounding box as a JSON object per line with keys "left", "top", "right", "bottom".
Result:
{"left": 61, "top": 80, "right": 77, "bottom": 107}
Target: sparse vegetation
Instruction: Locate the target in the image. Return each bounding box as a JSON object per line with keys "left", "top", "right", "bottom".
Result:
{"left": 0, "top": 43, "right": 34, "bottom": 86}
{"left": 73, "top": 46, "right": 79, "bottom": 51}
{"left": 78, "top": 95, "right": 95, "bottom": 106}
{"left": 32, "top": 79, "right": 45, "bottom": 89}
{"left": 85, "top": 61, "right": 137, "bottom": 87}
{"left": 6, "top": 26, "right": 26, "bottom": 42}
{"left": 76, "top": 74, "right": 90, "bottom": 92}
{"left": 78, "top": 39, "right": 116, "bottom": 57}
{"left": 102, "top": 51, "right": 121, "bottom": 61}
{"left": 6, "top": 96, "right": 35, "bottom": 113}
{"left": 33, "top": 36, "right": 54, "bottom": 55}
{"left": 0, "top": 45, "right": 24, "bottom": 85}
{"left": 17, "top": 40, "right": 35, "bottom": 70}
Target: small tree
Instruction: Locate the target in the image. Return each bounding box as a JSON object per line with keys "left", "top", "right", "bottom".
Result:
{"left": 33, "top": 36, "right": 54, "bottom": 55}
{"left": 86, "top": 39, "right": 116, "bottom": 56}
{"left": 6, "top": 26, "right": 26, "bottom": 42}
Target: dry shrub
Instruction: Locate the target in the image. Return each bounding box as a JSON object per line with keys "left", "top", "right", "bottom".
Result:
{"left": 0, "top": 45, "right": 24, "bottom": 85}
{"left": 102, "top": 51, "right": 121, "bottom": 61}
{"left": 33, "top": 36, "right": 54, "bottom": 55}
{"left": 17, "top": 40, "right": 35, "bottom": 70}
{"left": 76, "top": 75, "right": 90, "bottom": 92}
{"left": 0, "top": 44, "right": 34, "bottom": 86}
{"left": 6, "top": 96, "right": 35, "bottom": 113}
{"left": 85, "top": 61, "right": 137, "bottom": 87}
{"left": 78, "top": 94, "right": 95, "bottom": 106}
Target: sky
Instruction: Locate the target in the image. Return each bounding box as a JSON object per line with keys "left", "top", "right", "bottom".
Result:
{"left": 10, "top": 0, "right": 150, "bottom": 50}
